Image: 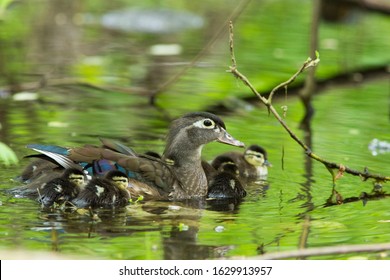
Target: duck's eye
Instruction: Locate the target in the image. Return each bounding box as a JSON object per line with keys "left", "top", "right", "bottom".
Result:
{"left": 203, "top": 119, "right": 214, "bottom": 127}
{"left": 113, "top": 177, "right": 128, "bottom": 183}
{"left": 193, "top": 118, "right": 215, "bottom": 129}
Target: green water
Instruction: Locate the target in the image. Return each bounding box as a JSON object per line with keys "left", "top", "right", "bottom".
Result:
{"left": 0, "top": 0, "right": 389, "bottom": 260}
{"left": 1, "top": 80, "right": 389, "bottom": 260}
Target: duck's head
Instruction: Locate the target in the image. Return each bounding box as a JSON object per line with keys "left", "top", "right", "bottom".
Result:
{"left": 244, "top": 145, "right": 270, "bottom": 167}
{"left": 105, "top": 170, "right": 129, "bottom": 190}
{"left": 164, "top": 112, "right": 244, "bottom": 162}
{"left": 63, "top": 168, "right": 86, "bottom": 188}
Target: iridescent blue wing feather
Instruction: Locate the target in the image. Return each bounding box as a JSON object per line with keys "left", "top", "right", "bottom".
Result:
{"left": 27, "top": 144, "right": 70, "bottom": 155}
{"left": 26, "top": 144, "right": 83, "bottom": 171}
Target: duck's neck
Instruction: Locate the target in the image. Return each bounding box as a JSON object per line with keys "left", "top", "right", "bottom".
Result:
{"left": 163, "top": 145, "right": 208, "bottom": 197}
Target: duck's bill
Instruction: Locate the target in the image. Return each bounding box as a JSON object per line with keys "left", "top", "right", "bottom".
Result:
{"left": 217, "top": 129, "right": 245, "bottom": 147}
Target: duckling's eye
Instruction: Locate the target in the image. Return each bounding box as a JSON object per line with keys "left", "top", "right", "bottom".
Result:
{"left": 113, "top": 177, "right": 128, "bottom": 183}
{"left": 203, "top": 119, "right": 214, "bottom": 127}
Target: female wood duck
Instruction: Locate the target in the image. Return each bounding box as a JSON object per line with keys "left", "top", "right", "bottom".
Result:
{"left": 207, "top": 156, "right": 246, "bottom": 199}
{"left": 22, "top": 112, "right": 245, "bottom": 200}
{"left": 37, "top": 168, "right": 86, "bottom": 208}
{"left": 211, "top": 144, "right": 270, "bottom": 181}
{"left": 71, "top": 170, "right": 130, "bottom": 208}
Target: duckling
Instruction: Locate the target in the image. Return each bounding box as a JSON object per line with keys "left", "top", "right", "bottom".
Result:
{"left": 208, "top": 156, "right": 246, "bottom": 199}
{"left": 212, "top": 144, "right": 270, "bottom": 181}
{"left": 7, "top": 151, "right": 85, "bottom": 199}
{"left": 15, "top": 158, "right": 62, "bottom": 183}
{"left": 71, "top": 170, "right": 130, "bottom": 208}
{"left": 23, "top": 112, "right": 244, "bottom": 200}
{"left": 37, "top": 168, "right": 86, "bottom": 208}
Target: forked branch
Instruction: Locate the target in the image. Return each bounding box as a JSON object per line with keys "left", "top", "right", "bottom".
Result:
{"left": 227, "top": 21, "right": 390, "bottom": 183}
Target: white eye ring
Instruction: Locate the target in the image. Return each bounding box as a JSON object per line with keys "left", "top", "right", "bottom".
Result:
{"left": 193, "top": 118, "right": 215, "bottom": 129}
{"left": 203, "top": 119, "right": 214, "bottom": 127}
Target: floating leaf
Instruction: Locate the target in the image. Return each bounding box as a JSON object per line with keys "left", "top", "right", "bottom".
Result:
{"left": 0, "top": 141, "right": 18, "bottom": 166}
{"left": 129, "top": 195, "right": 144, "bottom": 204}
{"left": 12, "top": 92, "right": 39, "bottom": 101}
{"left": 0, "top": 0, "right": 14, "bottom": 18}
{"left": 178, "top": 223, "right": 189, "bottom": 231}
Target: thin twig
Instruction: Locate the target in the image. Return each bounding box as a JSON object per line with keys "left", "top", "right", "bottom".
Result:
{"left": 152, "top": 0, "right": 252, "bottom": 101}
{"left": 227, "top": 21, "right": 268, "bottom": 105}
{"left": 268, "top": 62, "right": 308, "bottom": 104}
{"left": 37, "top": 188, "right": 44, "bottom": 209}
{"left": 241, "top": 242, "right": 390, "bottom": 260}
{"left": 227, "top": 22, "right": 390, "bottom": 183}
{"left": 229, "top": 21, "right": 237, "bottom": 70}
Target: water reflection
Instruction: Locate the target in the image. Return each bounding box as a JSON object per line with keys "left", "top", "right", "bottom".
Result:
{"left": 7, "top": 172, "right": 271, "bottom": 259}
{"left": 35, "top": 1, "right": 82, "bottom": 74}
{"left": 100, "top": 8, "right": 204, "bottom": 34}
{"left": 296, "top": 116, "right": 315, "bottom": 254}
{"left": 163, "top": 224, "right": 231, "bottom": 260}
{"left": 27, "top": 197, "right": 251, "bottom": 259}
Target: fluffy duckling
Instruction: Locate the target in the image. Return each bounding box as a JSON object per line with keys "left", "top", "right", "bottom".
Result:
{"left": 212, "top": 144, "right": 270, "bottom": 181}
{"left": 37, "top": 168, "right": 86, "bottom": 208}
{"left": 7, "top": 158, "right": 65, "bottom": 199}
{"left": 8, "top": 150, "right": 87, "bottom": 199}
{"left": 16, "top": 158, "right": 62, "bottom": 183}
{"left": 208, "top": 156, "right": 246, "bottom": 199}
{"left": 72, "top": 170, "right": 130, "bottom": 208}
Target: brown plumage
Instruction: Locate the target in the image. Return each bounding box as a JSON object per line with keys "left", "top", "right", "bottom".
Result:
{"left": 19, "top": 112, "right": 245, "bottom": 201}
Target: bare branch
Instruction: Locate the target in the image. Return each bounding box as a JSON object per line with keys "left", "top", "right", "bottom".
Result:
{"left": 228, "top": 21, "right": 237, "bottom": 70}
{"left": 227, "top": 22, "right": 390, "bottom": 183}
{"left": 242, "top": 242, "right": 390, "bottom": 260}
